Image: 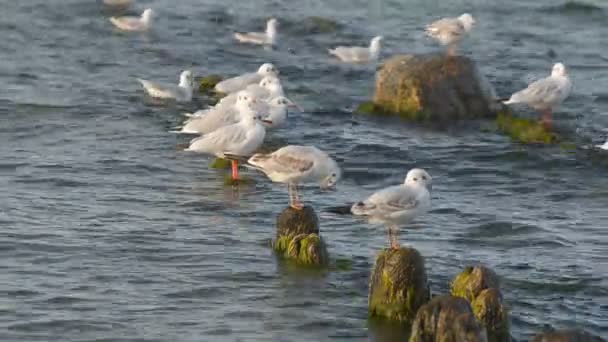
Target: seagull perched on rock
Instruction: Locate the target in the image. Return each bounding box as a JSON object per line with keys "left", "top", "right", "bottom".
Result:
{"left": 138, "top": 70, "right": 194, "bottom": 103}
{"left": 502, "top": 63, "right": 572, "bottom": 128}
{"left": 351, "top": 168, "right": 432, "bottom": 250}
{"left": 214, "top": 63, "right": 279, "bottom": 94}
{"left": 109, "top": 8, "right": 153, "bottom": 32}
{"left": 425, "top": 13, "right": 475, "bottom": 56}
{"left": 329, "top": 36, "right": 383, "bottom": 63}
{"left": 234, "top": 18, "right": 278, "bottom": 46}
{"left": 185, "top": 93, "right": 270, "bottom": 181}
{"left": 248, "top": 145, "right": 341, "bottom": 209}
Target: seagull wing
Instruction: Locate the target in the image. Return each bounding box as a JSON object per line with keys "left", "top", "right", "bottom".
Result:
{"left": 215, "top": 73, "right": 260, "bottom": 93}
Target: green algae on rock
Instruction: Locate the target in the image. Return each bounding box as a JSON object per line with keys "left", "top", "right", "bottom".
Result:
{"left": 409, "top": 295, "right": 487, "bottom": 342}
{"left": 368, "top": 247, "right": 430, "bottom": 323}
{"left": 472, "top": 289, "right": 510, "bottom": 342}
{"left": 372, "top": 54, "right": 499, "bottom": 121}
{"left": 496, "top": 111, "right": 559, "bottom": 144}
{"left": 451, "top": 266, "right": 500, "bottom": 303}
{"left": 272, "top": 206, "right": 329, "bottom": 266}
{"left": 197, "top": 75, "right": 223, "bottom": 94}
{"left": 209, "top": 158, "right": 231, "bottom": 169}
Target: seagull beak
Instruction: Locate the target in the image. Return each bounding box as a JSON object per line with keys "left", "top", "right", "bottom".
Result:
{"left": 262, "top": 119, "right": 273, "bottom": 125}
{"left": 287, "top": 100, "right": 304, "bottom": 112}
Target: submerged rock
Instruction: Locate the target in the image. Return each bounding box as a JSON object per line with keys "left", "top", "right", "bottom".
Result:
{"left": 197, "top": 75, "right": 223, "bottom": 94}
{"left": 496, "top": 111, "right": 559, "bottom": 144}
{"left": 272, "top": 206, "right": 328, "bottom": 266}
{"left": 531, "top": 329, "right": 605, "bottom": 342}
{"left": 451, "top": 266, "right": 509, "bottom": 342}
{"left": 371, "top": 54, "right": 499, "bottom": 121}
{"left": 409, "top": 295, "right": 487, "bottom": 342}
{"left": 368, "top": 247, "right": 430, "bottom": 323}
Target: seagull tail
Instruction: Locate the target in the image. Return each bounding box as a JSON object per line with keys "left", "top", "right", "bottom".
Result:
{"left": 223, "top": 153, "right": 249, "bottom": 163}
{"left": 324, "top": 203, "right": 356, "bottom": 215}
{"left": 350, "top": 202, "right": 376, "bottom": 216}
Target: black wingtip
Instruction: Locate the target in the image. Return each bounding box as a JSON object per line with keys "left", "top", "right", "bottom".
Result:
{"left": 324, "top": 203, "right": 355, "bottom": 215}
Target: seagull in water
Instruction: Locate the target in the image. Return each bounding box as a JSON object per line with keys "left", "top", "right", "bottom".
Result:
{"left": 596, "top": 140, "right": 608, "bottom": 150}
{"left": 248, "top": 145, "right": 341, "bottom": 209}
{"left": 258, "top": 97, "right": 302, "bottom": 129}
{"left": 351, "top": 168, "right": 432, "bottom": 250}
{"left": 425, "top": 13, "right": 475, "bottom": 56}
{"left": 109, "top": 8, "right": 153, "bottom": 32}
{"left": 234, "top": 18, "right": 278, "bottom": 46}
{"left": 186, "top": 93, "right": 270, "bottom": 181}
{"left": 214, "top": 63, "right": 279, "bottom": 94}
{"left": 329, "top": 36, "right": 383, "bottom": 63}
{"left": 502, "top": 63, "right": 572, "bottom": 128}
{"left": 138, "top": 70, "right": 194, "bottom": 103}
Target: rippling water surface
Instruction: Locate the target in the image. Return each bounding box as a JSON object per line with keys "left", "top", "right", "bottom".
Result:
{"left": 2, "top": 0, "right": 608, "bottom": 341}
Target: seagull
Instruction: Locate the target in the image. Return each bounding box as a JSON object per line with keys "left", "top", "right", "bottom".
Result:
{"left": 502, "top": 63, "right": 572, "bottom": 128}
{"left": 214, "top": 63, "right": 279, "bottom": 94}
{"left": 248, "top": 145, "right": 341, "bottom": 209}
{"left": 258, "top": 96, "right": 302, "bottom": 129}
{"left": 234, "top": 18, "right": 278, "bottom": 46}
{"left": 216, "top": 76, "right": 284, "bottom": 108}
{"left": 178, "top": 91, "right": 259, "bottom": 134}
{"left": 425, "top": 13, "right": 475, "bottom": 56}
{"left": 185, "top": 94, "right": 270, "bottom": 180}
{"left": 328, "top": 36, "right": 384, "bottom": 63}
{"left": 351, "top": 168, "right": 432, "bottom": 250}
{"left": 596, "top": 140, "right": 608, "bottom": 150}
{"left": 138, "top": 70, "right": 194, "bottom": 103}
{"left": 109, "top": 8, "right": 153, "bottom": 32}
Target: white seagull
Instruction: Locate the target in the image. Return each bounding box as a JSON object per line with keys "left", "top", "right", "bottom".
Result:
{"left": 351, "top": 168, "right": 432, "bottom": 250}
{"left": 216, "top": 76, "right": 284, "bottom": 108}
{"left": 178, "top": 91, "right": 258, "bottom": 134}
{"left": 248, "top": 145, "right": 341, "bottom": 209}
{"left": 329, "top": 36, "right": 384, "bottom": 63}
{"left": 138, "top": 70, "right": 194, "bottom": 103}
{"left": 234, "top": 18, "right": 278, "bottom": 46}
{"left": 596, "top": 140, "right": 608, "bottom": 150}
{"left": 109, "top": 8, "right": 153, "bottom": 32}
{"left": 258, "top": 97, "right": 301, "bottom": 130}
{"left": 186, "top": 95, "right": 269, "bottom": 180}
{"left": 425, "top": 13, "right": 475, "bottom": 56}
{"left": 503, "top": 63, "right": 572, "bottom": 127}
{"left": 214, "top": 63, "right": 279, "bottom": 94}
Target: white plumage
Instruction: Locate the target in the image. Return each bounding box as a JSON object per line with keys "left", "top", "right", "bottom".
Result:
{"left": 503, "top": 63, "right": 572, "bottom": 111}
{"left": 214, "top": 63, "right": 279, "bottom": 94}
{"left": 215, "top": 76, "right": 284, "bottom": 109}
{"left": 248, "top": 145, "right": 341, "bottom": 209}
{"left": 138, "top": 70, "right": 194, "bottom": 103}
{"left": 425, "top": 13, "right": 475, "bottom": 55}
{"left": 329, "top": 36, "right": 383, "bottom": 63}
{"left": 234, "top": 18, "right": 278, "bottom": 46}
{"left": 178, "top": 91, "right": 257, "bottom": 134}
{"left": 351, "top": 168, "right": 432, "bottom": 249}
{"left": 596, "top": 140, "right": 608, "bottom": 150}
{"left": 109, "top": 8, "right": 153, "bottom": 32}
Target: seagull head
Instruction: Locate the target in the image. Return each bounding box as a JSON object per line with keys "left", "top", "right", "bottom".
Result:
{"left": 404, "top": 168, "right": 433, "bottom": 191}
{"left": 270, "top": 96, "right": 302, "bottom": 111}
{"left": 235, "top": 91, "right": 257, "bottom": 110}
{"left": 458, "top": 13, "right": 475, "bottom": 31}
{"left": 141, "top": 8, "right": 154, "bottom": 22}
{"left": 371, "top": 36, "right": 384, "bottom": 46}
{"left": 179, "top": 70, "right": 193, "bottom": 88}
{"left": 267, "top": 18, "right": 279, "bottom": 30}
{"left": 320, "top": 158, "right": 342, "bottom": 190}
{"left": 257, "top": 63, "right": 279, "bottom": 77}
{"left": 259, "top": 76, "right": 283, "bottom": 95}
{"left": 552, "top": 63, "right": 568, "bottom": 77}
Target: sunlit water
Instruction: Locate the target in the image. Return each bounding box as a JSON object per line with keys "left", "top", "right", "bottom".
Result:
{"left": 1, "top": 0, "right": 607, "bottom": 341}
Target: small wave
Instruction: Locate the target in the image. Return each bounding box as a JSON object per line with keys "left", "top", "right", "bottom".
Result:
{"left": 541, "top": 1, "right": 605, "bottom": 15}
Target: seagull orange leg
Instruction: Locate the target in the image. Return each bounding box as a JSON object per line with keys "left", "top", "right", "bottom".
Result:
{"left": 541, "top": 109, "right": 553, "bottom": 129}
{"left": 231, "top": 160, "right": 240, "bottom": 180}
{"left": 388, "top": 225, "right": 400, "bottom": 250}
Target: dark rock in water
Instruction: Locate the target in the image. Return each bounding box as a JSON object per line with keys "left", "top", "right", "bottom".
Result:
{"left": 531, "top": 329, "right": 605, "bottom": 342}
{"left": 368, "top": 247, "right": 430, "bottom": 323}
{"left": 197, "top": 75, "right": 223, "bottom": 94}
{"left": 371, "top": 54, "right": 499, "bottom": 121}
{"left": 451, "top": 265, "right": 500, "bottom": 303}
{"left": 273, "top": 206, "right": 328, "bottom": 266}
{"left": 472, "top": 289, "right": 510, "bottom": 342}
{"left": 300, "top": 16, "right": 342, "bottom": 34}
{"left": 496, "top": 111, "right": 559, "bottom": 144}
{"left": 409, "top": 295, "right": 488, "bottom": 342}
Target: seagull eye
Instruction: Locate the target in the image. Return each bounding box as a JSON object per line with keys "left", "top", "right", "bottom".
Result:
{"left": 413, "top": 177, "right": 418, "bottom": 181}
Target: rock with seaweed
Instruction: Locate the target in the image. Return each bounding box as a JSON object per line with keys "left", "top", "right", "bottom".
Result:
{"left": 272, "top": 206, "right": 329, "bottom": 266}
{"left": 368, "top": 54, "right": 499, "bottom": 121}
{"left": 197, "top": 74, "right": 223, "bottom": 94}
{"left": 531, "top": 329, "right": 605, "bottom": 342}
{"left": 368, "top": 247, "right": 430, "bottom": 323}
{"left": 496, "top": 111, "right": 559, "bottom": 144}
{"left": 409, "top": 295, "right": 488, "bottom": 342}
{"left": 451, "top": 266, "right": 509, "bottom": 342}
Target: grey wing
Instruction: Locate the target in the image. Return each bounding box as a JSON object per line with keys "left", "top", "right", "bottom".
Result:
{"left": 367, "top": 186, "right": 420, "bottom": 213}
{"left": 331, "top": 46, "right": 368, "bottom": 61}
{"left": 510, "top": 78, "right": 561, "bottom": 104}
{"left": 188, "top": 125, "right": 247, "bottom": 153}
{"left": 215, "top": 73, "right": 259, "bottom": 93}
{"left": 250, "top": 150, "right": 314, "bottom": 175}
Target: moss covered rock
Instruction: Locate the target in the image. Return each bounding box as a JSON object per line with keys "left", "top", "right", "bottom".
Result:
{"left": 197, "top": 75, "right": 223, "bottom": 94}
{"left": 472, "top": 289, "right": 510, "bottom": 342}
{"left": 451, "top": 266, "right": 500, "bottom": 303}
{"left": 496, "top": 111, "right": 559, "bottom": 144}
{"left": 301, "top": 16, "right": 341, "bottom": 34}
{"left": 209, "top": 158, "right": 231, "bottom": 169}
{"left": 372, "top": 54, "right": 499, "bottom": 121}
{"left": 409, "top": 295, "right": 487, "bottom": 342}
{"left": 531, "top": 329, "right": 605, "bottom": 342}
{"left": 272, "top": 206, "right": 328, "bottom": 266}
{"left": 368, "top": 247, "right": 430, "bottom": 323}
